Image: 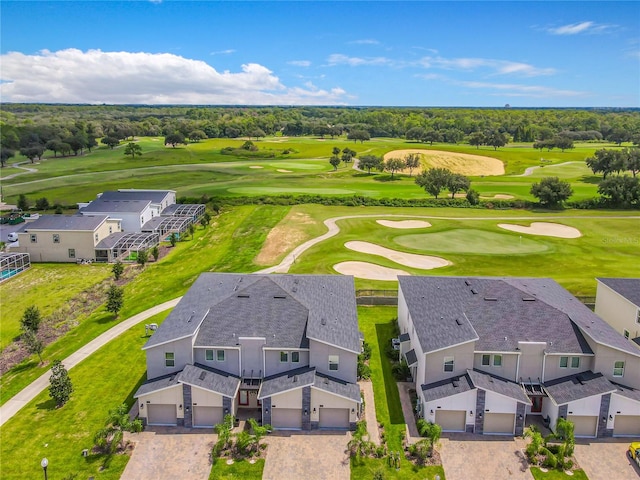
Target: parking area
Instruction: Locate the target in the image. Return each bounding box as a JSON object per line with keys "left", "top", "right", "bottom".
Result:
{"left": 263, "top": 431, "right": 351, "bottom": 480}
{"left": 574, "top": 438, "right": 640, "bottom": 480}
{"left": 121, "top": 427, "right": 215, "bottom": 480}
{"left": 438, "top": 433, "right": 532, "bottom": 480}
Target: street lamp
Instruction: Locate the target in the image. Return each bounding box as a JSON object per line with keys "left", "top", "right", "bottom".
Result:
{"left": 40, "top": 458, "right": 48, "bottom": 480}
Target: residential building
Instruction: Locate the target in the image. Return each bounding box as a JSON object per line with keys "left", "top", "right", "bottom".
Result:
{"left": 398, "top": 276, "right": 640, "bottom": 438}
{"left": 134, "top": 273, "right": 362, "bottom": 431}
{"left": 595, "top": 278, "right": 640, "bottom": 343}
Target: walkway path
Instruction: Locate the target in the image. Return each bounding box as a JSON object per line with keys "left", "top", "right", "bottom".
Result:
{"left": 358, "top": 380, "right": 380, "bottom": 445}
{"left": 1, "top": 160, "right": 39, "bottom": 180}
{"left": 397, "top": 382, "right": 421, "bottom": 444}
{"left": 514, "top": 161, "right": 578, "bottom": 177}
{"left": 0, "top": 297, "right": 181, "bottom": 427}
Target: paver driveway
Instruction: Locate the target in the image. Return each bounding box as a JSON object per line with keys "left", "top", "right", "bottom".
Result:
{"left": 574, "top": 438, "right": 640, "bottom": 480}
{"left": 263, "top": 431, "right": 351, "bottom": 480}
{"left": 121, "top": 427, "right": 215, "bottom": 480}
{"left": 439, "top": 433, "right": 533, "bottom": 480}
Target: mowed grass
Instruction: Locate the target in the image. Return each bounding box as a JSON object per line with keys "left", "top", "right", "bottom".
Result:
{"left": 353, "top": 306, "right": 445, "bottom": 480}
{"left": 0, "top": 309, "right": 170, "bottom": 480}
{"left": 3, "top": 136, "right": 631, "bottom": 204}
{"left": 530, "top": 467, "right": 588, "bottom": 479}
{"left": 0, "top": 205, "right": 288, "bottom": 405}
{"left": 0, "top": 263, "right": 111, "bottom": 349}
{"left": 209, "top": 459, "right": 265, "bottom": 479}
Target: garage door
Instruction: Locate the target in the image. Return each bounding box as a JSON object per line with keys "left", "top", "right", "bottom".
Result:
{"left": 271, "top": 408, "right": 302, "bottom": 430}
{"left": 193, "top": 406, "right": 223, "bottom": 428}
{"left": 435, "top": 410, "right": 466, "bottom": 432}
{"left": 484, "top": 413, "right": 515, "bottom": 434}
{"left": 568, "top": 415, "right": 597, "bottom": 437}
{"left": 613, "top": 415, "right": 640, "bottom": 436}
{"left": 319, "top": 408, "right": 350, "bottom": 429}
{"left": 147, "top": 404, "right": 177, "bottom": 426}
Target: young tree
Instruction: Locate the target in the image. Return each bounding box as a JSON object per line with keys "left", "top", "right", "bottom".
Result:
{"left": 447, "top": 173, "right": 471, "bottom": 198}
{"left": 530, "top": 177, "right": 573, "bottom": 207}
{"left": 49, "top": 360, "right": 73, "bottom": 407}
{"left": 123, "top": 142, "right": 142, "bottom": 158}
{"left": 329, "top": 155, "right": 341, "bottom": 171}
{"left": 404, "top": 153, "right": 421, "bottom": 176}
{"left": 151, "top": 245, "right": 159, "bottom": 262}
{"left": 35, "top": 197, "right": 50, "bottom": 210}
{"left": 384, "top": 157, "right": 406, "bottom": 179}
{"left": 94, "top": 403, "right": 143, "bottom": 454}
{"left": 188, "top": 223, "right": 195, "bottom": 238}
{"left": 466, "top": 188, "right": 480, "bottom": 205}
{"left": 170, "top": 232, "right": 178, "bottom": 247}
{"left": 200, "top": 211, "right": 211, "bottom": 228}
{"left": 415, "top": 167, "right": 452, "bottom": 198}
{"left": 20, "top": 305, "right": 42, "bottom": 333}
{"left": 112, "top": 260, "right": 124, "bottom": 281}
{"left": 17, "top": 193, "right": 29, "bottom": 211}
{"left": 358, "top": 155, "right": 383, "bottom": 174}
{"left": 22, "top": 329, "right": 44, "bottom": 363}
{"left": 332, "top": 146, "right": 341, "bottom": 156}
{"left": 137, "top": 249, "right": 149, "bottom": 267}
{"left": 106, "top": 284, "right": 124, "bottom": 317}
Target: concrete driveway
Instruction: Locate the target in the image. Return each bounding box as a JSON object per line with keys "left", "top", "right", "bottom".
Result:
{"left": 574, "top": 438, "right": 640, "bottom": 479}
{"left": 263, "top": 431, "right": 351, "bottom": 480}
{"left": 438, "top": 433, "right": 533, "bottom": 480}
{"left": 121, "top": 427, "right": 215, "bottom": 480}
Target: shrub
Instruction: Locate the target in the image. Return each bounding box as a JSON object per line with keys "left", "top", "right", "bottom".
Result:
{"left": 357, "top": 361, "right": 371, "bottom": 380}
{"left": 391, "top": 359, "right": 410, "bottom": 380}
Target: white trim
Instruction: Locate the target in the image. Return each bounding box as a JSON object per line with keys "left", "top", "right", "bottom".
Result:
{"left": 257, "top": 381, "right": 312, "bottom": 400}
{"left": 423, "top": 337, "right": 479, "bottom": 356}
{"left": 305, "top": 335, "right": 360, "bottom": 355}
{"left": 179, "top": 381, "right": 235, "bottom": 398}
{"left": 597, "top": 279, "right": 640, "bottom": 309}
{"left": 142, "top": 334, "right": 193, "bottom": 351}
{"left": 134, "top": 382, "right": 182, "bottom": 399}
{"left": 311, "top": 385, "right": 362, "bottom": 404}
{"left": 262, "top": 347, "right": 310, "bottom": 351}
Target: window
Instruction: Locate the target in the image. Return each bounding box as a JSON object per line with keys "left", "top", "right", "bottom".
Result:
{"left": 280, "top": 351, "right": 288, "bottom": 363}
{"left": 205, "top": 349, "right": 214, "bottom": 361}
{"left": 291, "top": 351, "right": 300, "bottom": 363}
{"left": 560, "top": 356, "right": 569, "bottom": 368}
{"left": 481, "top": 354, "right": 490, "bottom": 366}
{"left": 570, "top": 357, "right": 580, "bottom": 368}
{"left": 444, "top": 356, "right": 454, "bottom": 372}
{"left": 68, "top": 249, "right": 76, "bottom": 259}
{"left": 94, "top": 233, "right": 99, "bottom": 242}
{"left": 624, "top": 329, "right": 630, "bottom": 339}
{"left": 165, "top": 352, "right": 175, "bottom": 367}
{"left": 109, "top": 226, "right": 113, "bottom": 234}
{"left": 30, "top": 234, "right": 37, "bottom": 243}
{"left": 613, "top": 361, "right": 625, "bottom": 377}
{"left": 329, "top": 355, "right": 339, "bottom": 371}
{"left": 493, "top": 355, "right": 502, "bottom": 367}
{"left": 636, "top": 310, "right": 640, "bottom": 324}
{"left": 216, "top": 350, "right": 225, "bottom": 362}
{"left": 52, "top": 234, "right": 60, "bottom": 243}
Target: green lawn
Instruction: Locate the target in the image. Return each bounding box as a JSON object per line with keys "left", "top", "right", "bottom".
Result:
{"left": 352, "top": 306, "right": 445, "bottom": 480}
{"left": 0, "top": 309, "right": 170, "bottom": 480}
{"left": 209, "top": 459, "right": 265, "bottom": 479}
{"left": 531, "top": 467, "right": 588, "bottom": 479}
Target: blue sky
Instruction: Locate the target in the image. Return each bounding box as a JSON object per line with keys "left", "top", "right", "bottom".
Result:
{"left": 1, "top": 1, "right": 638, "bottom": 106}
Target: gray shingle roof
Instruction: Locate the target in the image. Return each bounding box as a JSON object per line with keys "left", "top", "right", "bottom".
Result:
{"left": 467, "top": 369, "right": 530, "bottom": 404}
{"left": 313, "top": 372, "right": 361, "bottom": 403}
{"left": 144, "top": 273, "right": 360, "bottom": 353}
{"left": 134, "top": 372, "right": 181, "bottom": 398}
{"left": 258, "top": 366, "right": 315, "bottom": 399}
{"left": 22, "top": 214, "right": 108, "bottom": 231}
{"left": 178, "top": 363, "right": 240, "bottom": 398}
{"left": 597, "top": 278, "right": 640, "bottom": 308}
{"left": 400, "top": 276, "right": 635, "bottom": 357}
{"left": 99, "top": 190, "right": 174, "bottom": 203}
{"left": 399, "top": 333, "right": 411, "bottom": 342}
{"left": 80, "top": 199, "right": 151, "bottom": 214}
{"left": 421, "top": 374, "right": 474, "bottom": 403}
{"left": 405, "top": 349, "right": 418, "bottom": 366}
{"left": 611, "top": 382, "right": 640, "bottom": 403}
{"left": 543, "top": 371, "right": 617, "bottom": 405}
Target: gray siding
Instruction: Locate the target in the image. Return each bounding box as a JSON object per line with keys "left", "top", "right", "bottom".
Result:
{"left": 145, "top": 337, "right": 193, "bottom": 379}
{"left": 264, "top": 350, "right": 310, "bottom": 377}
{"left": 240, "top": 337, "right": 266, "bottom": 377}
{"left": 309, "top": 339, "right": 357, "bottom": 383}
{"left": 193, "top": 347, "right": 240, "bottom": 376}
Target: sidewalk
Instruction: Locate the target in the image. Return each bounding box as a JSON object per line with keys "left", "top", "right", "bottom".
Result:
{"left": 397, "top": 381, "right": 421, "bottom": 444}
{"left": 358, "top": 380, "right": 380, "bottom": 444}
{"left": 0, "top": 297, "right": 181, "bottom": 427}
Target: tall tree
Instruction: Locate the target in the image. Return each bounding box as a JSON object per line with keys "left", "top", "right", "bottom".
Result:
{"left": 17, "top": 193, "right": 29, "bottom": 211}
{"left": 164, "top": 133, "right": 186, "bottom": 148}
{"left": 404, "top": 153, "right": 421, "bottom": 176}
{"left": 597, "top": 175, "right": 640, "bottom": 206}
{"left": 586, "top": 149, "right": 623, "bottom": 179}
{"left": 530, "top": 177, "right": 573, "bottom": 207}
{"left": 384, "top": 157, "right": 406, "bottom": 179}
{"left": 415, "top": 168, "right": 452, "bottom": 199}
{"left": 101, "top": 136, "right": 120, "bottom": 149}
{"left": 0, "top": 147, "right": 16, "bottom": 167}
{"left": 123, "top": 142, "right": 142, "bottom": 158}
{"left": 358, "top": 154, "right": 383, "bottom": 174}
{"left": 622, "top": 147, "right": 640, "bottom": 177}
{"left": 329, "top": 155, "right": 341, "bottom": 170}
{"left": 447, "top": 173, "right": 471, "bottom": 198}
{"left": 423, "top": 130, "right": 443, "bottom": 146}
{"left": 347, "top": 130, "right": 370, "bottom": 143}
{"left": 485, "top": 131, "right": 508, "bottom": 150}
{"left": 468, "top": 132, "right": 485, "bottom": 149}
{"left": 49, "top": 360, "right": 73, "bottom": 407}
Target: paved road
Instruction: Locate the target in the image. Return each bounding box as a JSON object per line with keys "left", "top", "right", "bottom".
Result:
{"left": 0, "top": 297, "right": 181, "bottom": 427}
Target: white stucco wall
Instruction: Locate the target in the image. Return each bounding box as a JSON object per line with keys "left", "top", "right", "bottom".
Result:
{"left": 137, "top": 384, "right": 184, "bottom": 420}
{"left": 473, "top": 352, "right": 519, "bottom": 381}
{"left": 595, "top": 282, "right": 640, "bottom": 339}
{"left": 270, "top": 387, "right": 302, "bottom": 409}
{"left": 311, "top": 388, "right": 358, "bottom": 423}
{"left": 193, "top": 347, "right": 240, "bottom": 376}
{"left": 566, "top": 394, "right": 601, "bottom": 416}
{"left": 264, "top": 349, "right": 310, "bottom": 376}
{"left": 542, "top": 398, "right": 559, "bottom": 431}
{"left": 484, "top": 390, "right": 518, "bottom": 414}
{"left": 608, "top": 393, "right": 640, "bottom": 430}
{"left": 422, "top": 389, "right": 476, "bottom": 425}
{"left": 145, "top": 337, "right": 193, "bottom": 379}
{"left": 424, "top": 342, "right": 475, "bottom": 384}
{"left": 309, "top": 340, "right": 357, "bottom": 383}
{"left": 191, "top": 385, "right": 224, "bottom": 407}
{"left": 543, "top": 354, "right": 594, "bottom": 382}
{"left": 239, "top": 337, "right": 266, "bottom": 376}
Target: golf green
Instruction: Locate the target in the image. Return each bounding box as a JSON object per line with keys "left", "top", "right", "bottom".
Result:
{"left": 228, "top": 186, "right": 356, "bottom": 195}
{"left": 394, "top": 229, "right": 550, "bottom": 255}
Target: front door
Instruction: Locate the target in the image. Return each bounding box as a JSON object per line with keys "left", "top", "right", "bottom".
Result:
{"left": 239, "top": 390, "right": 249, "bottom": 406}
{"left": 530, "top": 396, "right": 543, "bottom": 413}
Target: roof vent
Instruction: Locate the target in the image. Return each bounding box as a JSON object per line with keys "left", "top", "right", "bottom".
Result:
{"left": 464, "top": 280, "right": 471, "bottom": 286}
{"left": 237, "top": 294, "right": 249, "bottom": 298}
{"left": 455, "top": 318, "right": 463, "bottom": 326}
{"left": 169, "top": 375, "right": 176, "bottom": 381}
{"left": 576, "top": 375, "right": 584, "bottom": 385}
{"left": 199, "top": 371, "right": 207, "bottom": 381}
{"left": 321, "top": 318, "right": 327, "bottom": 325}
{"left": 484, "top": 297, "right": 497, "bottom": 301}
{"left": 293, "top": 375, "right": 298, "bottom": 383}
{"left": 452, "top": 379, "right": 459, "bottom": 388}
{"left": 522, "top": 297, "right": 536, "bottom": 301}
{"left": 324, "top": 377, "right": 329, "bottom": 385}
{"left": 292, "top": 287, "right": 297, "bottom": 292}
{"left": 294, "top": 279, "right": 299, "bottom": 284}
{"left": 471, "top": 289, "right": 478, "bottom": 294}
{"left": 274, "top": 295, "right": 286, "bottom": 299}
{"left": 504, "top": 336, "right": 508, "bottom": 341}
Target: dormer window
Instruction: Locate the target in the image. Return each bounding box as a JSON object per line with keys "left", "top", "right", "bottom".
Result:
{"left": 329, "top": 355, "right": 339, "bottom": 371}
{"left": 165, "top": 352, "right": 175, "bottom": 367}
{"left": 444, "top": 356, "right": 454, "bottom": 372}
{"left": 280, "top": 352, "right": 288, "bottom": 363}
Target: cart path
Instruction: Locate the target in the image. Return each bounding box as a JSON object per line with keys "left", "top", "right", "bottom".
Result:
{"left": 513, "top": 161, "right": 579, "bottom": 177}
{"left": 1, "top": 160, "right": 39, "bottom": 180}
{"left": 0, "top": 297, "right": 181, "bottom": 427}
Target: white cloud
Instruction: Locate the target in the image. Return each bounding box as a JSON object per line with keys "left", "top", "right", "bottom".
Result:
{"left": 0, "top": 49, "right": 348, "bottom": 105}
{"left": 210, "top": 49, "right": 236, "bottom": 56}
{"left": 349, "top": 39, "right": 380, "bottom": 45}
{"left": 418, "top": 56, "right": 555, "bottom": 77}
{"left": 547, "top": 21, "right": 616, "bottom": 35}
{"left": 458, "top": 81, "right": 586, "bottom": 98}
{"left": 287, "top": 60, "right": 312, "bottom": 67}
{"left": 326, "top": 53, "right": 394, "bottom": 67}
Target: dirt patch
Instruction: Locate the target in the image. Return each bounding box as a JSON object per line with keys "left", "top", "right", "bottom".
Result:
{"left": 249, "top": 165, "right": 263, "bottom": 169}
{"left": 345, "top": 241, "right": 450, "bottom": 269}
{"left": 376, "top": 219, "right": 432, "bottom": 229}
{"left": 255, "top": 211, "right": 318, "bottom": 266}
{"left": 383, "top": 149, "right": 504, "bottom": 176}
{"left": 497, "top": 222, "right": 581, "bottom": 239}
{"left": 334, "top": 261, "right": 409, "bottom": 281}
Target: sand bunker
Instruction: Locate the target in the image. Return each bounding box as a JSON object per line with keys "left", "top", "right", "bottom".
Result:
{"left": 481, "top": 194, "right": 515, "bottom": 200}
{"left": 249, "top": 165, "right": 263, "bottom": 169}
{"left": 277, "top": 169, "right": 293, "bottom": 173}
{"left": 376, "top": 219, "right": 432, "bottom": 229}
{"left": 334, "top": 261, "right": 409, "bottom": 281}
{"left": 383, "top": 149, "right": 504, "bottom": 176}
{"left": 345, "top": 241, "right": 450, "bottom": 269}
{"left": 497, "top": 222, "right": 581, "bottom": 239}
